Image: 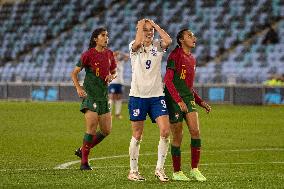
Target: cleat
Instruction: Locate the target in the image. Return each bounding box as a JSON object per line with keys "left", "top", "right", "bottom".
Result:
{"left": 155, "top": 168, "right": 169, "bottom": 182}
{"left": 128, "top": 171, "right": 146, "bottom": 181}
{"left": 190, "top": 168, "right": 206, "bottom": 182}
{"left": 75, "top": 148, "right": 82, "bottom": 159}
{"left": 172, "top": 171, "right": 190, "bottom": 181}
{"left": 80, "top": 163, "right": 92, "bottom": 171}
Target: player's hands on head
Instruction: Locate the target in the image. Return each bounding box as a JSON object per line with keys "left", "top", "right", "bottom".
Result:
{"left": 77, "top": 87, "right": 87, "bottom": 98}
{"left": 178, "top": 101, "right": 188, "bottom": 113}
{"left": 145, "top": 19, "right": 156, "bottom": 27}
{"left": 137, "top": 19, "right": 145, "bottom": 29}
{"left": 201, "top": 101, "right": 211, "bottom": 113}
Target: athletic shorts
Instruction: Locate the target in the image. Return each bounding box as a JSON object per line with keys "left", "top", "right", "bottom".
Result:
{"left": 108, "top": 84, "right": 123, "bottom": 94}
{"left": 165, "top": 94, "right": 197, "bottom": 123}
{"left": 128, "top": 96, "right": 168, "bottom": 123}
{"left": 80, "top": 97, "right": 110, "bottom": 115}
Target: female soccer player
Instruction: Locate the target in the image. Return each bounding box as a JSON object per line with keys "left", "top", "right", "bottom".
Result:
{"left": 127, "top": 19, "right": 172, "bottom": 182}
{"left": 164, "top": 29, "right": 211, "bottom": 181}
{"left": 71, "top": 27, "right": 116, "bottom": 170}
{"left": 108, "top": 51, "right": 129, "bottom": 119}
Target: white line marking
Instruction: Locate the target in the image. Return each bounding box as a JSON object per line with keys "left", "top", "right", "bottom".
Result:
{"left": 54, "top": 148, "right": 284, "bottom": 170}
{"left": 0, "top": 148, "right": 283, "bottom": 172}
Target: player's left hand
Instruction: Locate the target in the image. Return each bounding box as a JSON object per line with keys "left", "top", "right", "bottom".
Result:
{"left": 201, "top": 101, "right": 211, "bottom": 113}
{"left": 105, "top": 74, "right": 117, "bottom": 83}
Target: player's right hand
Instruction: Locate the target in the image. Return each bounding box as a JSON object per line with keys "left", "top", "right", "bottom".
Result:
{"left": 77, "top": 88, "right": 87, "bottom": 98}
{"left": 178, "top": 101, "right": 188, "bottom": 113}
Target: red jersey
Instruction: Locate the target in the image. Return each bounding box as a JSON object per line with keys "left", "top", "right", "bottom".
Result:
{"left": 80, "top": 48, "right": 116, "bottom": 82}
{"left": 164, "top": 47, "right": 203, "bottom": 105}
{"left": 76, "top": 48, "right": 116, "bottom": 100}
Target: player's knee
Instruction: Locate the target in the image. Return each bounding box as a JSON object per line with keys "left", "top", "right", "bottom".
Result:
{"left": 160, "top": 129, "right": 170, "bottom": 138}
{"left": 133, "top": 134, "right": 142, "bottom": 141}
{"left": 190, "top": 128, "right": 200, "bottom": 138}
{"left": 101, "top": 127, "right": 111, "bottom": 136}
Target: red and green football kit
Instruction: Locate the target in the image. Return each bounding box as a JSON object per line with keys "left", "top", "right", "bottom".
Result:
{"left": 165, "top": 47, "right": 205, "bottom": 172}
{"left": 76, "top": 48, "right": 116, "bottom": 114}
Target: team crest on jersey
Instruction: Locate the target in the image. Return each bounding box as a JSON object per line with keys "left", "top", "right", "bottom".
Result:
{"left": 93, "top": 103, "right": 97, "bottom": 110}
{"left": 150, "top": 48, "right": 157, "bottom": 56}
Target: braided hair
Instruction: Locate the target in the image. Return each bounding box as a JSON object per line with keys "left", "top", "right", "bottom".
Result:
{"left": 88, "top": 27, "right": 107, "bottom": 49}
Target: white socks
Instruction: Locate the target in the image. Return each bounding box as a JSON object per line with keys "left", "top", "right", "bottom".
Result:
{"left": 129, "top": 136, "right": 169, "bottom": 171}
{"left": 156, "top": 136, "right": 170, "bottom": 170}
{"left": 115, "top": 99, "right": 122, "bottom": 115}
{"left": 129, "top": 136, "right": 140, "bottom": 172}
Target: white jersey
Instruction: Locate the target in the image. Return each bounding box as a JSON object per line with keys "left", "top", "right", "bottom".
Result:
{"left": 129, "top": 39, "right": 165, "bottom": 98}
{"left": 110, "top": 60, "right": 124, "bottom": 84}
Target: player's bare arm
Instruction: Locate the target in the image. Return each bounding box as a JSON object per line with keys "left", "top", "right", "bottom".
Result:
{"left": 71, "top": 66, "right": 87, "bottom": 98}
{"left": 147, "top": 19, "right": 172, "bottom": 49}
{"left": 132, "top": 19, "right": 145, "bottom": 52}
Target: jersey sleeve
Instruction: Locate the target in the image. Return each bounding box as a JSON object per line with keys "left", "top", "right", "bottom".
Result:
{"left": 164, "top": 67, "right": 182, "bottom": 103}
{"left": 129, "top": 40, "right": 140, "bottom": 57}
{"left": 166, "top": 51, "right": 176, "bottom": 70}
{"left": 76, "top": 51, "right": 89, "bottom": 68}
{"left": 192, "top": 88, "right": 203, "bottom": 106}
{"left": 109, "top": 51, "right": 117, "bottom": 74}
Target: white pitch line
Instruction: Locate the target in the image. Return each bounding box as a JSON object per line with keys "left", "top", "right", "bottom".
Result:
{"left": 54, "top": 153, "right": 156, "bottom": 170}
{"left": 54, "top": 148, "right": 284, "bottom": 170}
{"left": 0, "top": 148, "right": 283, "bottom": 172}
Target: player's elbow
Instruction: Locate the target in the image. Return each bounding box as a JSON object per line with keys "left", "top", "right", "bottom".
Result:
{"left": 166, "top": 38, "right": 173, "bottom": 46}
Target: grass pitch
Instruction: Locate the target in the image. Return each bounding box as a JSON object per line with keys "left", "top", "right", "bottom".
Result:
{"left": 0, "top": 101, "right": 283, "bottom": 188}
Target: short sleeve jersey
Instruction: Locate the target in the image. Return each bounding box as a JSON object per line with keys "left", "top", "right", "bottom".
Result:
{"left": 76, "top": 48, "right": 116, "bottom": 101}
{"left": 129, "top": 39, "right": 165, "bottom": 98}
{"left": 165, "top": 47, "right": 196, "bottom": 97}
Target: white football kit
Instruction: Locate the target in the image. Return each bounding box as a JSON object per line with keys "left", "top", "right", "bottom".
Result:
{"left": 129, "top": 39, "right": 166, "bottom": 98}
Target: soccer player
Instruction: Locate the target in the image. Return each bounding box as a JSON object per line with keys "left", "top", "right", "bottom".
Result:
{"left": 71, "top": 27, "right": 116, "bottom": 170}
{"left": 164, "top": 29, "right": 211, "bottom": 181}
{"left": 108, "top": 51, "right": 129, "bottom": 119}
{"left": 127, "top": 19, "right": 172, "bottom": 182}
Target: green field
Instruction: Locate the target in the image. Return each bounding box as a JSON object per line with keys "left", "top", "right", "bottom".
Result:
{"left": 0, "top": 101, "right": 283, "bottom": 188}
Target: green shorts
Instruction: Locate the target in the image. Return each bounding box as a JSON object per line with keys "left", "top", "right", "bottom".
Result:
{"left": 80, "top": 97, "right": 110, "bottom": 115}
{"left": 165, "top": 94, "right": 197, "bottom": 123}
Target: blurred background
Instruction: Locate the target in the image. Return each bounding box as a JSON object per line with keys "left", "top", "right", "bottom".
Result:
{"left": 0, "top": 0, "right": 283, "bottom": 104}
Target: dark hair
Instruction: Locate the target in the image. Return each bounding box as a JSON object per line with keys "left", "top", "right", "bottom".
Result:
{"left": 176, "top": 28, "right": 189, "bottom": 48}
{"left": 88, "top": 27, "right": 107, "bottom": 49}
